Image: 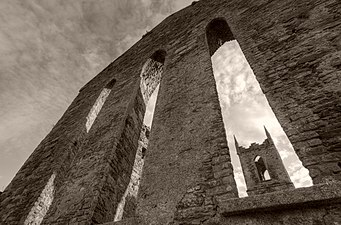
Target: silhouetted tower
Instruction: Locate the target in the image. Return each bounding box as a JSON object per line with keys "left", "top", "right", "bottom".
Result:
{"left": 234, "top": 127, "right": 294, "bottom": 196}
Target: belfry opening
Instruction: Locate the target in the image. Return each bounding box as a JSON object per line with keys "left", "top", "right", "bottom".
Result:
{"left": 254, "top": 156, "right": 270, "bottom": 181}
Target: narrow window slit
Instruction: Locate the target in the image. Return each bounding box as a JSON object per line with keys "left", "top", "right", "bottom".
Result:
{"left": 24, "top": 173, "right": 56, "bottom": 225}
{"left": 85, "top": 79, "right": 116, "bottom": 132}
{"left": 114, "top": 50, "right": 166, "bottom": 221}
{"left": 207, "top": 18, "right": 312, "bottom": 197}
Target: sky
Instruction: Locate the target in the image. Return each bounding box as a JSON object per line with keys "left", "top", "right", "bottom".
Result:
{"left": 0, "top": 0, "right": 311, "bottom": 196}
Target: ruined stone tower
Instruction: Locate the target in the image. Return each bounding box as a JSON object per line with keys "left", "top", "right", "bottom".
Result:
{"left": 234, "top": 127, "right": 294, "bottom": 196}
{"left": 1, "top": 0, "right": 341, "bottom": 224}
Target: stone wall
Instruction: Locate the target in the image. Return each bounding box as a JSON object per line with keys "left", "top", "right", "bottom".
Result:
{"left": 115, "top": 125, "right": 150, "bottom": 221}
{"left": 1, "top": 0, "right": 340, "bottom": 224}
{"left": 231, "top": 0, "right": 341, "bottom": 183}
{"left": 218, "top": 181, "right": 341, "bottom": 225}
{"left": 24, "top": 173, "right": 56, "bottom": 225}
{"left": 105, "top": 182, "right": 341, "bottom": 225}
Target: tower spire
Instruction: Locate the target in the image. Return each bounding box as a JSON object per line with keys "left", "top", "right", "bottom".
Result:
{"left": 234, "top": 135, "right": 240, "bottom": 155}
{"left": 264, "top": 126, "right": 273, "bottom": 142}
{"left": 234, "top": 135, "right": 239, "bottom": 147}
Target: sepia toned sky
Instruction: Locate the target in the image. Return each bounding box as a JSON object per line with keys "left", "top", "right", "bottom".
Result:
{"left": 0, "top": 0, "right": 311, "bottom": 196}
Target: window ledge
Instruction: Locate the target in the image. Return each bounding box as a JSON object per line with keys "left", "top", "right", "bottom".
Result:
{"left": 218, "top": 180, "right": 341, "bottom": 216}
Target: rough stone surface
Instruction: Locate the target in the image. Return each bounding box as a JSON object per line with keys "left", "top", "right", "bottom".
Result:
{"left": 218, "top": 181, "right": 341, "bottom": 215}
{"left": 101, "top": 217, "right": 140, "bottom": 225}
{"left": 24, "top": 173, "right": 56, "bottom": 225}
{"left": 218, "top": 181, "right": 341, "bottom": 224}
{"left": 115, "top": 125, "right": 150, "bottom": 221}
{"left": 0, "top": 0, "right": 340, "bottom": 224}
{"left": 86, "top": 87, "right": 112, "bottom": 132}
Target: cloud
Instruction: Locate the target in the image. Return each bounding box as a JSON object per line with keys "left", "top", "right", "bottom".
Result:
{"left": 288, "top": 163, "right": 313, "bottom": 187}
{"left": 0, "top": 0, "right": 191, "bottom": 189}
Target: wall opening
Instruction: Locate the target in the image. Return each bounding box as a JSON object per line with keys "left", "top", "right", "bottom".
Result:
{"left": 254, "top": 156, "right": 270, "bottom": 181}
{"left": 140, "top": 50, "right": 165, "bottom": 104}
{"left": 264, "top": 170, "right": 270, "bottom": 180}
{"left": 335, "top": 162, "right": 341, "bottom": 174}
{"left": 206, "top": 18, "right": 234, "bottom": 56}
{"left": 114, "top": 50, "right": 166, "bottom": 221}
{"left": 142, "top": 147, "right": 147, "bottom": 159}
{"left": 24, "top": 172, "right": 56, "bottom": 225}
{"left": 207, "top": 18, "right": 313, "bottom": 197}
{"left": 85, "top": 79, "right": 116, "bottom": 132}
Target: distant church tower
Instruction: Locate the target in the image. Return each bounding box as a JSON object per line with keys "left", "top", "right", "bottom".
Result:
{"left": 234, "top": 127, "right": 294, "bottom": 196}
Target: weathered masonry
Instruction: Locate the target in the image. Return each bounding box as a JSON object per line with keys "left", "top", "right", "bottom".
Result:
{"left": 1, "top": 0, "right": 341, "bottom": 224}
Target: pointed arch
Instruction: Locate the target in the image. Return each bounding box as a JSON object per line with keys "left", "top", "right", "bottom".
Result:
{"left": 85, "top": 78, "right": 116, "bottom": 132}
{"left": 140, "top": 50, "right": 167, "bottom": 104}
{"left": 206, "top": 18, "right": 234, "bottom": 56}
{"left": 114, "top": 50, "right": 167, "bottom": 221}
{"left": 254, "top": 156, "right": 270, "bottom": 181}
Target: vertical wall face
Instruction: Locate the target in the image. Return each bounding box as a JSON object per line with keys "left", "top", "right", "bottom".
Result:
{"left": 24, "top": 173, "right": 56, "bottom": 225}
{"left": 227, "top": 0, "right": 341, "bottom": 184}
{"left": 41, "top": 74, "right": 146, "bottom": 224}
{"left": 114, "top": 125, "right": 150, "bottom": 221}
{"left": 0, "top": 77, "right": 94, "bottom": 224}
{"left": 136, "top": 13, "right": 239, "bottom": 225}
{"left": 0, "top": 41, "right": 148, "bottom": 224}
{"left": 1, "top": 0, "right": 341, "bottom": 224}
{"left": 136, "top": 0, "right": 341, "bottom": 223}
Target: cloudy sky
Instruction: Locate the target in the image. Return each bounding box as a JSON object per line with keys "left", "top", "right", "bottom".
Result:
{"left": 0, "top": 0, "right": 311, "bottom": 196}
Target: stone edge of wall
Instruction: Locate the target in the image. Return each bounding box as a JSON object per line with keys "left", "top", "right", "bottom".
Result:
{"left": 218, "top": 181, "right": 341, "bottom": 216}
{"left": 100, "top": 181, "right": 341, "bottom": 224}
{"left": 100, "top": 217, "right": 138, "bottom": 225}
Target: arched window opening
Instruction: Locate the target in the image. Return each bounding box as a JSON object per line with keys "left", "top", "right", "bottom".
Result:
{"left": 335, "top": 162, "right": 341, "bottom": 174}
{"left": 86, "top": 78, "right": 116, "bottom": 132}
{"left": 114, "top": 50, "right": 166, "bottom": 221}
{"left": 254, "top": 156, "right": 270, "bottom": 181}
{"left": 150, "top": 50, "right": 166, "bottom": 64}
{"left": 207, "top": 17, "right": 313, "bottom": 197}
{"left": 140, "top": 50, "right": 166, "bottom": 105}
{"left": 142, "top": 147, "right": 147, "bottom": 159}
{"left": 206, "top": 18, "right": 234, "bottom": 56}
{"left": 264, "top": 170, "right": 271, "bottom": 180}
{"left": 24, "top": 173, "right": 56, "bottom": 225}
{"left": 105, "top": 78, "right": 116, "bottom": 89}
